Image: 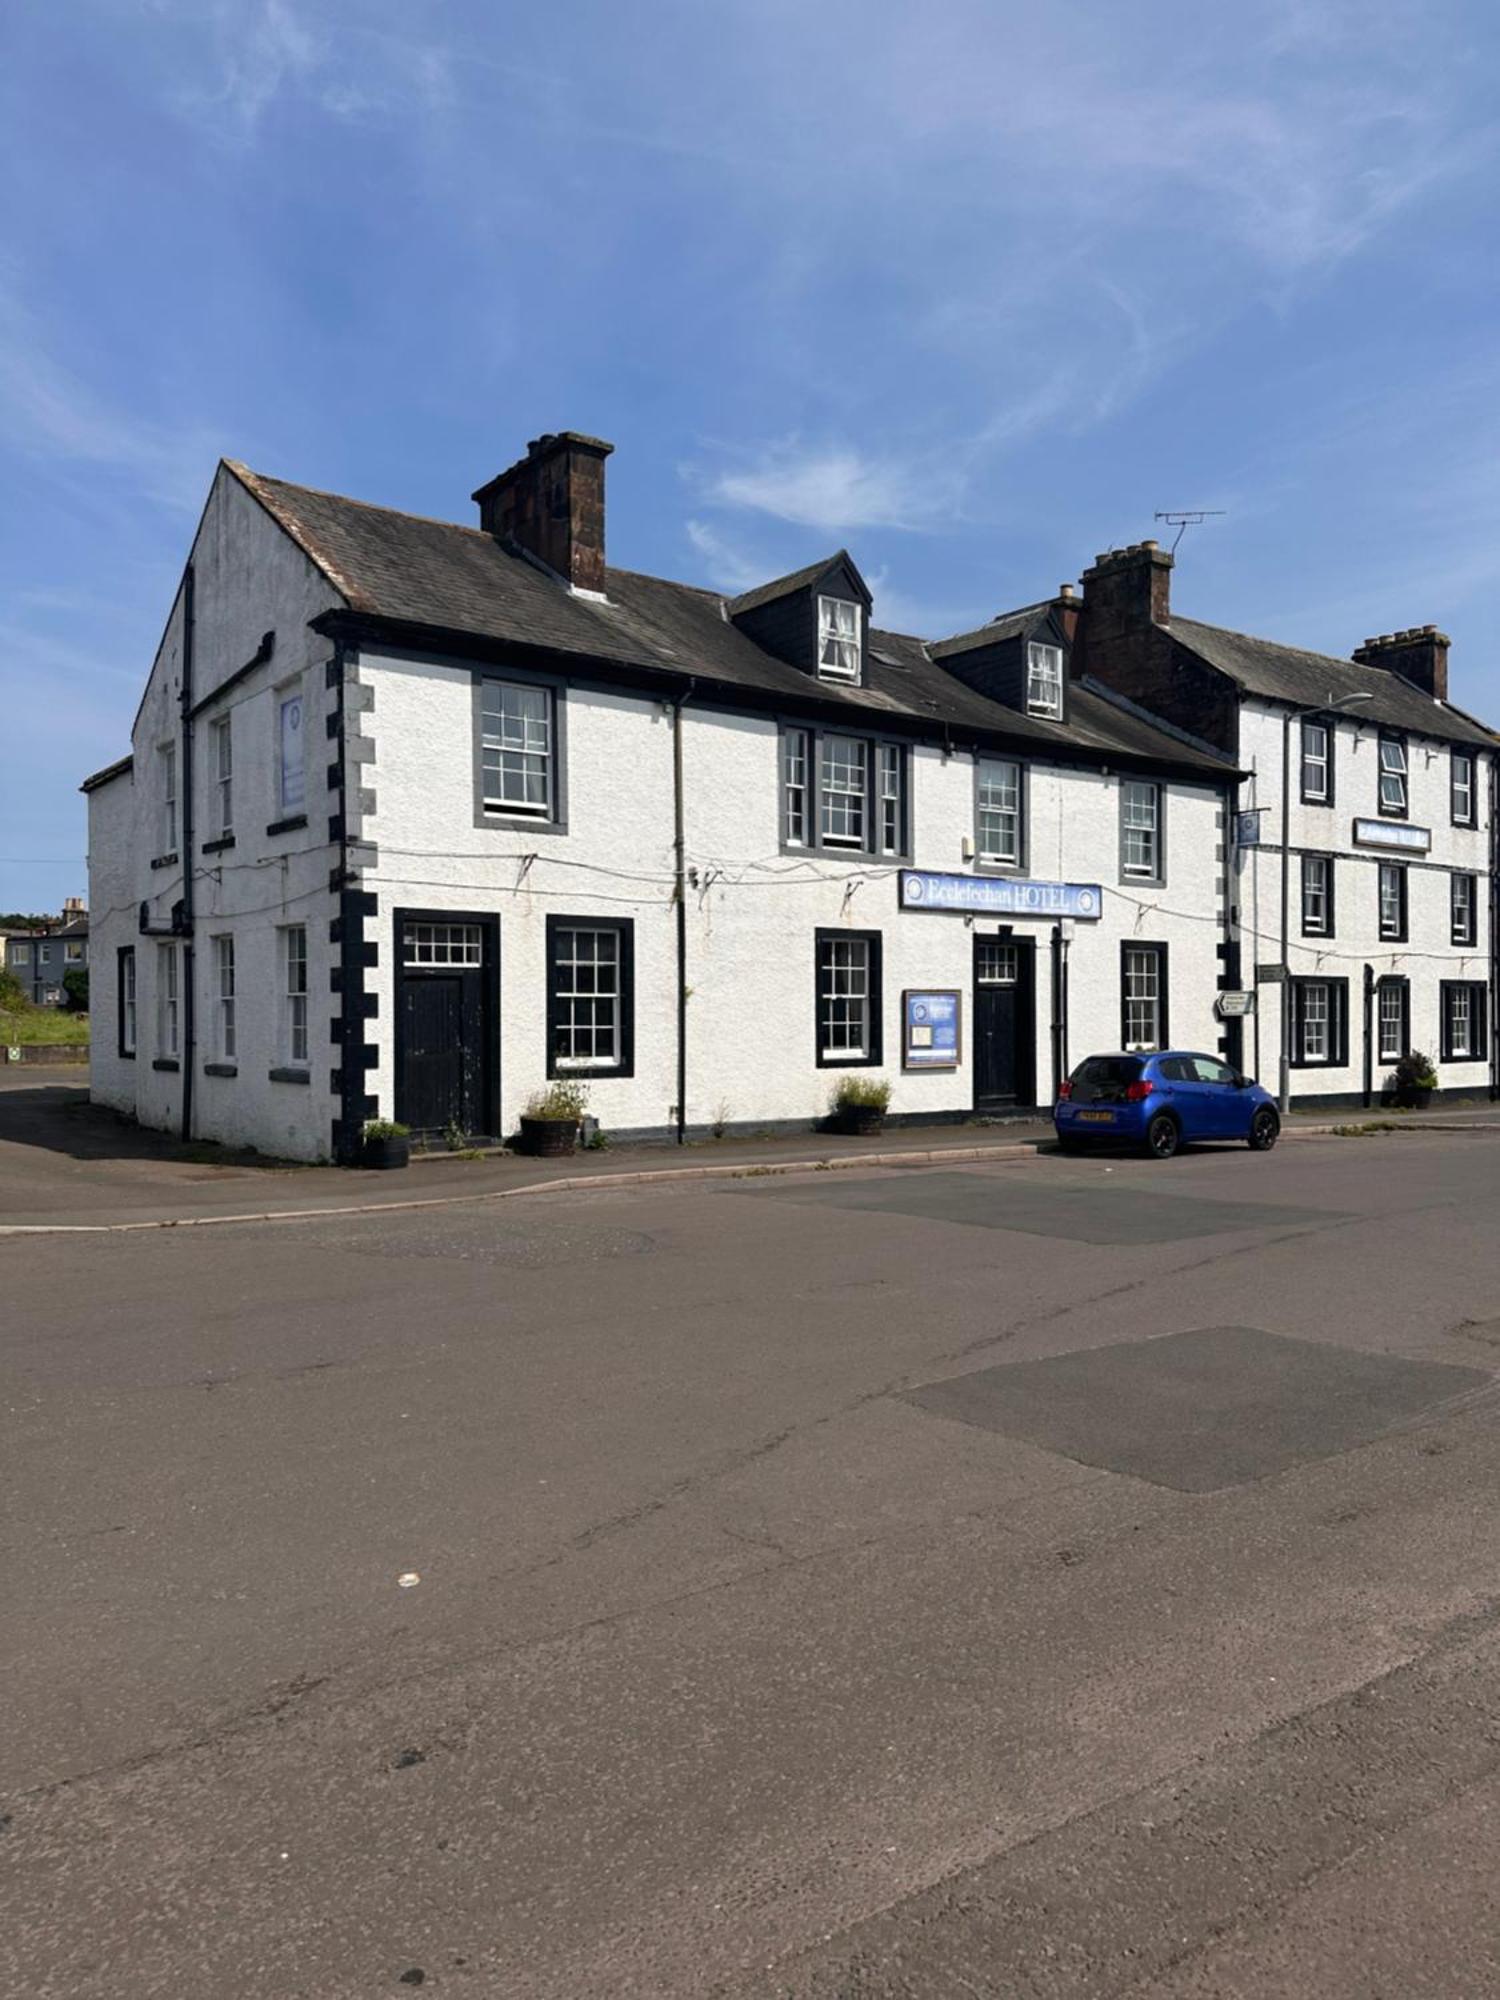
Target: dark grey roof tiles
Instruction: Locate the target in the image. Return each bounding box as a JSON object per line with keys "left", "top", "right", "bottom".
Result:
{"left": 1172, "top": 615, "right": 1495, "bottom": 748}
{"left": 226, "top": 463, "right": 1235, "bottom": 775}
{"left": 726, "top": 552, "right": 863, "bottom": 617}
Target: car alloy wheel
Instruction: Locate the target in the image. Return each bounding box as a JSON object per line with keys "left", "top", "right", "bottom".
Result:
{"left": 1249, "top": 1107, "right": 1280, "bottom": 1152}
{"left": 1146, "top": 1112, "right": 1179, "bottom": 1160}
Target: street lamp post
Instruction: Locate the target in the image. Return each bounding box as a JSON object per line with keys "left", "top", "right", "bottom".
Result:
{"left": 1278, "top": 691, "right": 1372, "bottom": 1113}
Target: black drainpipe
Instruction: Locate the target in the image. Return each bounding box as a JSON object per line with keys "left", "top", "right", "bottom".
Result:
{"left": 1490, "top": 752, "right": 1499, "bottom": 1102}
{"left": 1362, "top": 963, "right": 1374, "bottom": 1110}
{"left": 672, "top": 679, "right": 695, "bottom": 1145}
{"left": 178, "top": 564, "right": 197, "bottom": 1143}
{"left": 1049, "top": 922, "right": 1064, "bottom": 1103}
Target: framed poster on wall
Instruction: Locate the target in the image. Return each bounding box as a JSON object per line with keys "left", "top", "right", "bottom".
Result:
{"left": 903, "top": 989, "right": 961, "bottom": 1070}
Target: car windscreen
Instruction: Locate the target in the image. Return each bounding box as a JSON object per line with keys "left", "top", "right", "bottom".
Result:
{"left": 1069, "top": 1056, "right": 1144, "bottom": 1103}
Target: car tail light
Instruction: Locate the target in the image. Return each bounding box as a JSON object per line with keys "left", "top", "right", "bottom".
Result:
{"left": 1125, "top": 1079, "right": 1155, "bottom": 1102}
{"left": 1057, "top": 1080, "right": 1072, "bottom": 1100}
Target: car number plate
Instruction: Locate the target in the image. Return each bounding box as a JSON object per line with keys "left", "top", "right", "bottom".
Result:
{"left": 1075, "top": 1110, "right": 1114, "bottom": 1123}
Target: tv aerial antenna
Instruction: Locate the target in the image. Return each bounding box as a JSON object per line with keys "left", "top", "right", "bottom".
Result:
{"left": 1154, "top": 509, "right": 1224, "bottom": 555}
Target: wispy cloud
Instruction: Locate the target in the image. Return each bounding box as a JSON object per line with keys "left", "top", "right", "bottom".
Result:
{"left": 684, "top": 520, "right": 765, "bottom": 595}
{"left": 695, "top": 439, "right": 961, "bottom": 535}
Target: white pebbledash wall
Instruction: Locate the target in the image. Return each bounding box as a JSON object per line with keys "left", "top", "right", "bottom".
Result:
{"left": 1235, "top": 698, "right": 1491, "bottom": 1100}
{"left": 357, "top": 648, "right": 1228, "bottom": 1140}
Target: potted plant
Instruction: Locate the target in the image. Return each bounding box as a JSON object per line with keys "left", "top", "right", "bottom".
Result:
{"left": 362, "top": 1118, "right": 411, "bottom": 1169}
{"left": 1386, "top": 1050, "right": 1438, "bottom": 1110}
{"left": 829, "top": 1074, "right": 892, "bottom": 1137}
{"left": 520, "top": 1079, "right": 589, "bottom": 1156}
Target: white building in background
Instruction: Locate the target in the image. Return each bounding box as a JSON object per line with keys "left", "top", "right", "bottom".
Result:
{"left": 84, "top": 431, "right": 1239, "bottom": 1163}
{"left": 1078, "top": 543, "right": 1497, "bottom": 1105}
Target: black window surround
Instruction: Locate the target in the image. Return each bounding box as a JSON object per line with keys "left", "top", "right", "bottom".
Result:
{"left": 1451, "top": 751, "right": 1478, "bottom": 828}
{"left": 1289, "top": 976, "right": 1350, "bottom": 1068}
{"left": 1451, "top": 871, "right": 1479, "bottom": 947}
{"left": 1440, "top": 981, "right": 1487, "bottom": 1063}
{"left": 1377, "top": 861, "right": 1408, "bottom": 942}
{"left": 1119, "top": 940, "right": 1170, "bottom": 1053}
{"left": 1300, "top": 852, "right": 1335, "bottom": 938}
{"left": 1299, "top": 715, "right": 1334, "bottom": 807}
{"left": 814, "top": 927, "right": 884, "bottom": 1069}
{"left": 779, "top": 724, "right": 911, "bottom": 861}
{"left": 116, "top": 945, "right": 135, "bottom": 1060}
{"left": 472, "top": 670, "right": 569, "bottom": 836}
{"left": 544, "top": 913, "right": 635, "bottom": 1081}
{"left": 1377, "top": 732, "right": 1409, "bottom": 820}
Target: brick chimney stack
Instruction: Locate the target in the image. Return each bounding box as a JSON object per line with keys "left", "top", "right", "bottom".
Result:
{"left": 1352, "top": 626, "right": 1450, "bottom": 702}
{"left": 473, "top": 431, "right": 614, "bottom": 594}
{"left": 1079, "top": 540, "right": 1173, "bottom": 641}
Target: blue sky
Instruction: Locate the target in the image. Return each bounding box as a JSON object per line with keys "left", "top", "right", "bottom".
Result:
{"left": 3, "top": 0, "right": 1498, "bottom": 910}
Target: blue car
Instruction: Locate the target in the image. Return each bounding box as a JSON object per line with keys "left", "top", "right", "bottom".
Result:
{"left": 1054, "top": 1051, "right": 1280, "bottom": 1159}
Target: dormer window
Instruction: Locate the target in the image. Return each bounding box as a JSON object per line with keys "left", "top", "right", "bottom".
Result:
{"left": 817, "top": 597, "right": 861, "bottom": 683}
{"left": 1026, "top": 641, "right": 1063, "bottom": 718}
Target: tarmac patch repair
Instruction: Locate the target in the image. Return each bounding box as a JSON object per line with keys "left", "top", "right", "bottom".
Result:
{"left": 903, "top": 1326, "right": 1493, "bottom": 1490}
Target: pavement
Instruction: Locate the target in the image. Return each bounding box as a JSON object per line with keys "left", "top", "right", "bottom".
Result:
{"left": 7, "top": 1096, "right": 1500, "bottom": 1996}
{"left": 4, "top": 1063, "right": 1500, "bottom": 1233}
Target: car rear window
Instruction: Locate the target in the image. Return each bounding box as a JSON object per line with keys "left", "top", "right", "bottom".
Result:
{"left": 1070, "top": 1056, "right": 1144, "bottom": 1102}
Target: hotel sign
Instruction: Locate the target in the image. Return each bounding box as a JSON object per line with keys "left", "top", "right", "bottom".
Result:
{"left": 1352, "top": 818, "right": 1431, "bottom": 854}
{"left": 898, "top": 870, "right": 1103, "bottom": 920}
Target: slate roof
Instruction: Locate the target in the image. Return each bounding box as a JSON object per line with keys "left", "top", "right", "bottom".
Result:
{"left": 225, "top": 463, "right": 1233, "bottom": 776}
{"left": 930, "top": 604, "right": 1052, "bottom": 657}
{"left": 1171, "top": 615, "right": 1495, "bottom": 749}
{"left": 727, "top": 552, "right": 868, "bottom": 616}
{"left": 80, "top": 753, "right": 134, "bottom": 793}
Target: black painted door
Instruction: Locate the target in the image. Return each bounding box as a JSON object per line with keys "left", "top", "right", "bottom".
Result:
{"left": 974, "top": 935, "right": 1034, "bottom": 1107}
{"left": 395, "top": 918, "right": 495, "bottom": 1140}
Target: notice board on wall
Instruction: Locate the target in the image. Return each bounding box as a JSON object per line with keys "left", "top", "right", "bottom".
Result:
{"left": 903, "top": 990, "right": 961, "bottom": 1070}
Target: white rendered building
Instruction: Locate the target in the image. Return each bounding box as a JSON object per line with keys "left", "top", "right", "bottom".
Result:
{"left": 86, "top": 432, "right": 1243, "bottom": 1162}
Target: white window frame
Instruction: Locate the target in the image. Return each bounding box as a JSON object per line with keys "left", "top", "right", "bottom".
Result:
{"left": 212, "top": 714, "right": 234, "bottom": 838}
{"left": 213, "top": 934, "right": 236, "bottom": 1062}
{"left": 877, "top": 743, "right": 903, "bottom": 857}
{"left": 782, "top": 728, "right": 810, "bottom": 848}
{"left": 402, "top": 922, "right": 484, "bottom": 969}
{"left": 156, "top": 943, "right": 179, "bottom": 1059}
{"left": 1378, "top": 863, "right": 1405, "bottom": 941}
{"left": 1025, "top": 641, "right": 1063, "bottom": 718}
{"left": 160, "top": 740, "right": 177, "bottom": 855}
{"left": 276, "top": 680, "right": 306, "bottom": 816}
{"left": 480, "top": 678, "right": 555, "bottom": 820}
{"left": 1121, "top": 780, "right": 1162, "bottom": 882}
{"left": 977, "top": 757, "right": 1023, "bottom": 867}
{"left": 13, "top": 941, "right": 30, "bottom": 965}
{"left": 280, "top": 925, "right": 308, "bottom": 1067}
{"left": 1300, "top": 981, "right": 1330, "bottom": 1063}
{"left": 817, "top": 932, "right": 877, "bottom": 1063}
{"left": 1377, "top": 981, "right": 1407, "bottom": 1064}
{"left": 64, "top": 941, "right": 84, "bottom": 963}
{"left": 1300, "top": 719, "right": 1330, "bottom": 804}
{"left": 548, "top": 921, "right": 628, "bottom": 1074}
{"left": 1121, "top": 944, "right": 1164, "bottom": 1052}
{"left": 1378, "top": 735, "right": 1408, "bottom": 817}
{"left": 1448, "top": 985, "right": 1475, "bottom": 1059}
{"left": 1452, "top": 872, "right": 1477, "bottom": 947}
{"left": 820, "top": 735, "right": 867, "bottom": 848}
{"left": 816, "top": 596, "right": 861, "bottom": 683}
{"left": 1452, "top": 751, "right": 1475, "bottom": 826}
{"left": 1301, "top": 854, "right": 1331, "bottom": 937}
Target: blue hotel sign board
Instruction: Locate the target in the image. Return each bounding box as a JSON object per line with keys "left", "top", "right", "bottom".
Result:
{"left": 898, "top": 870, "right": 1103, "bottom": 921}
{"left": 904, "top": 989, "right": 961, "bottom": 1069}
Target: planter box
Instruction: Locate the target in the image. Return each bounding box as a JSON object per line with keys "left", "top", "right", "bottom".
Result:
{"left": 836, "top": 1104, "right": 887, "bottom": 1138}
{"left": 520, "top": 1115, "right": 579, "bottom": 1158}
{"left": 362, "top": 1134, "right": 410, "bottom": 1170}
{"left": 0, "top": 1043, "right": 89, "bottom": 1065}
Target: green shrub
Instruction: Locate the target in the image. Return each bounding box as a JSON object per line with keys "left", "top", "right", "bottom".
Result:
{"left": 362, "top": 1118, "right": 410, "bottom": 1140}
{"left": 62, "top": 968, "right": 90, "bottom": 1013}
{"left": 1387, "top": 1050, "right": 1438, "bottom": 1095}
{"left": 524, "top": 1079, "right": 589, "bottom": 1121}
{"left": 829, "top": 1073, "right": 892, "bottom": 1113}
{"left": 0, "top": 967, "right": 25, "bottom": 1011}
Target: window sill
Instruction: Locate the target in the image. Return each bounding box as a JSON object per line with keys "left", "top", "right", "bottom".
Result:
{"left": 149, "top": 852, "right": 180, "bottom": 871}
{"left": 152, "top": 1057, "right": 180, "bottom": 1072}
{"left": 544, "top": 1065, "right": 634, "bottom": 1083}
{"left": 202, "top": 834, "right": 237, "bottom": 855}
{"left": 475, "top": 808, "right": 567, "bottom": 836}
{"left": 120, "top": 1050, "right": 136, "bottom": 1062}
{"left": 266, "top": 814, "right": 308, "bottom": 838}
{"left": 1443, "top": 1053, "right": 1487, "bottom": 1064}
{"left": 203, "top": 1062, "right": 238, "bottom": 1078}
{"left": 268, "top": 1066, "right": 311, "bottom": 1085}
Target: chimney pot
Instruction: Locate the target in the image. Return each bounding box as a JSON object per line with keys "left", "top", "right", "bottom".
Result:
{"left": 1058, "top": 583, "right": 1075, "bottom": 599}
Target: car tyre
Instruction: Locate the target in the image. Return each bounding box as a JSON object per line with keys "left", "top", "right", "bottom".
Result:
{"left": 1145, "top": 1112, "right": 1180, "bottom": 1160}
{"left": 1248, "top": 1106, "right": 1280, "bottom": 1152}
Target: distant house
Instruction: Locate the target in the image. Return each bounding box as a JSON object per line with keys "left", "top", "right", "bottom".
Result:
{"left": 4, "top": 899, "right": 88, "bottom": 1007}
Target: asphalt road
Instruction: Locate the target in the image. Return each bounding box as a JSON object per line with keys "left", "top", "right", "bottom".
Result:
{"left": 6, "top": 1130, "right": 1500, "bottom": 1996}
